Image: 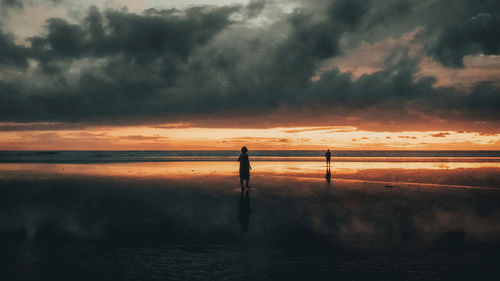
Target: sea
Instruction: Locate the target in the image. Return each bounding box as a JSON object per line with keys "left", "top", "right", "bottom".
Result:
{"left": 1, "top": 150, "right": 500, "bottom": 163}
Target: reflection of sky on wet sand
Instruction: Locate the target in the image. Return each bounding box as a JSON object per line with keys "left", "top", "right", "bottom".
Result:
{"left": 2, "top": 160, "right": 500, "bottom": 281}
{"left": 2, "top": 161, "right": 500, "bottom": 188}
{"left": 2, "top": 161, "right": 500, "bottom": 176}
{"left": 2, "top": 163, "right": 499, "bottom": 246}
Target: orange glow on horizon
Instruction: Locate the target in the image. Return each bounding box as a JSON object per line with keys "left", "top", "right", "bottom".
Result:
{"left": 1, "top": 124, "right": 500, "bottom": 150}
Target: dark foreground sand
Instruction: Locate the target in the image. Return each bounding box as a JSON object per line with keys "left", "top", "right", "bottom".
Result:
{"left": 1, "top": 163, "right": 500, "bottom": 281}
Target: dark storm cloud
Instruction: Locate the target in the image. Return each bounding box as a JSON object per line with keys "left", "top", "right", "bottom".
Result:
{"left": 0, "top": 5, "right": 241, "bottom": 122}
{"left": 29, "top": 5, "right": 238, "bottom": 74}
{"left": 0, "top": 29, "right": 29, "bottom": 68}
{"left": 331, "top": 0, "right": 500, "bottom": 67}
{"left": 1, "top": 0, "right": 64, "bottom": 10}
{"left": 0, "top": 0, "right": 499, "bottom": 131}
{"left": 423, "top": 1, "right": 500, "bottom": 67}
{"left": 245, "top": 0, "right": 266, "bottom": 18}
{"left": 0, "top": 1, "right": 353, "bottom": 123}
{"left": 0, "top": 0, "right": 23, "bottom": 10}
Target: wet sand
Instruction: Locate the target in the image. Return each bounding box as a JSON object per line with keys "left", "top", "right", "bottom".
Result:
{"left": 1, "top": 162, "right": 500, "bottom": 280}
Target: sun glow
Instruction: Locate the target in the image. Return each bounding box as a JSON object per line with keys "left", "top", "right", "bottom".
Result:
{"left": 0, "top": 123, "right": 499, "bottom": 150}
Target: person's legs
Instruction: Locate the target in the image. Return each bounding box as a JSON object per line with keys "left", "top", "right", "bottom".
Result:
{"left": 245, "top": 177, "right": 249, "bottom": 189}
{"left": 240, "top": 178, "right": 244, "bottom": 189}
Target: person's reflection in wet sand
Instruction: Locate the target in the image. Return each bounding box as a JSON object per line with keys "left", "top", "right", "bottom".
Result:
{"left": 325, "top": 165, "right": 331, "bottom": 184}
{"left": 238, "top": 190, "right": 251, "bottom": 232}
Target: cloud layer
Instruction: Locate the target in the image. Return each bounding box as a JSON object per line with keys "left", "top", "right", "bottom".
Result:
{"left": 0, "top": 0, "right": 499, "bottom": 131}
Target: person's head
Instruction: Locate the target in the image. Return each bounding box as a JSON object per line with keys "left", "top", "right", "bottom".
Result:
{"left": 327, "top": 149, "right": 330, "bottom": 152}
{"left": 241, "top": 146, "right": 248, "bottom": 153}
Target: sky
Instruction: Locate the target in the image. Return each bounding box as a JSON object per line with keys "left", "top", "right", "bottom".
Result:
{"left": 0, "top": 0, "right": 499, "bottom": 150}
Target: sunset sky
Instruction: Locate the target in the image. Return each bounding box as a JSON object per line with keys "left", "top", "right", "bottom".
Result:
{"left": 1, "top": 0, "right": 499, "bottom": 150}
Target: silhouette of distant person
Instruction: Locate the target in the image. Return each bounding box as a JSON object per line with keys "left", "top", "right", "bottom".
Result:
{"left": 325, "top": 149, "right": 332, "bottom": 168}
{"left": 238, "top": 190, "right": 251, "bottom": 232}
{"left": 238, "top": 146, "right": 252, "bottom": 190}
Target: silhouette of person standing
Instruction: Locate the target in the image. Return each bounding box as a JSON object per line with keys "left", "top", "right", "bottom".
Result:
{"left": 325, "top": 149, "right": 332, "bottom": 168}
{"left": 238, "top": 146, "right": 252, "bottom": 190}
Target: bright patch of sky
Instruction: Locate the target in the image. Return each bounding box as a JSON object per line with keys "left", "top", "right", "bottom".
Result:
{"left": 1, "top": 0, "right": 252, "bottom": 41}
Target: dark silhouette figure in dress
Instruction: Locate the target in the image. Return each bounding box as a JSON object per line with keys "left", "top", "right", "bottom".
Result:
{"left": 238, "top": 146, "right": 251, "bottom": 190}
{"left": 238, "top": 190, "right": 251, "bottom": 232}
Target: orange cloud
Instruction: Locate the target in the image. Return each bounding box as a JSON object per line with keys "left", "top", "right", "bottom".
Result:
{"left": 429, "top": 132, "right": 450, "bottom": 138}
{"left": 282, "top": 126, "right": 357, "bottom": 134}
{"left": 1, "top": 126, "right": 500, "bottom": 150}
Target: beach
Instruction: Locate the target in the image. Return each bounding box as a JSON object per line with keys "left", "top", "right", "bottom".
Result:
{"left": 2, "top": 0, "right": 499, "bottom": 278}
{"left": 1, "top": 157, "right": 500, "bottom": 281}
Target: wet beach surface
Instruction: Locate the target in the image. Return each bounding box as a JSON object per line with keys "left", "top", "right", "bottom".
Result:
{"left": 1, "top": 162, "right": 500, "bottom": 280}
